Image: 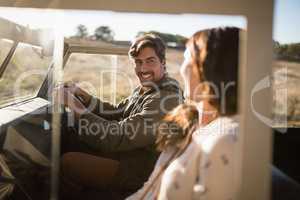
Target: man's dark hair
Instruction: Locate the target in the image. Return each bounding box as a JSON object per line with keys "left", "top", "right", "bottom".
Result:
{"left": 129, "top": 34, "right": 166, "bottom": 64}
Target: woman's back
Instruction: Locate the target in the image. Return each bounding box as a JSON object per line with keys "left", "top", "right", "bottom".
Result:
{"left": 127, "top": 116, "right": 239, "bottom": 200}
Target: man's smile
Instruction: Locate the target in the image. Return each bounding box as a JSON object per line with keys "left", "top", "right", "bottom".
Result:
{"left": 139, "top": 72, "right": 154, "bottom": 81}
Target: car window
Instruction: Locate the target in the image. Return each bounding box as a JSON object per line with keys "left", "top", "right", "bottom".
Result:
{"left": 64, "top": 53, "right": 136, "bottom": 104}
{"left": 0, "top": 42, "right": 52, "bottom": 106}
{"left": 272, "top": 61, "right": 300, "bottom": 127}
{"left": 63, "top": 49, "right": 184, "bottom": 104}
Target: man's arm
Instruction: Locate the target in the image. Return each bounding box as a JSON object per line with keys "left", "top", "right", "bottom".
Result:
{"left": 76, "top": 91, "right": 181, "bottom": 153}
{"left": 88, "top": 96, "right": 128, "bottom": 121}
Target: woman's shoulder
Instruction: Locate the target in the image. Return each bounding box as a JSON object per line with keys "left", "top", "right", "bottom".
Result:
{"left": 193, "top": 116, "right": 239, "bottom": 153}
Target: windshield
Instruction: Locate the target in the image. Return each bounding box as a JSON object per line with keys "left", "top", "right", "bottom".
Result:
{"left": 0, "top": 42, "right": 52, "bottom": 106}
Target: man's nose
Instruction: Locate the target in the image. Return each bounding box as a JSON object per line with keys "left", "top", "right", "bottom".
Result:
{"left": 138, "top": 62, "right": 150, "bottom": 71}
{"left": 140, "top": 64, "right": 148, "bottom": 71}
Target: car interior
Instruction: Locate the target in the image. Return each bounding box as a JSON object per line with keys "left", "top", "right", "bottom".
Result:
{"left": 0, "top": 0, "right": 298, "bottom": 200}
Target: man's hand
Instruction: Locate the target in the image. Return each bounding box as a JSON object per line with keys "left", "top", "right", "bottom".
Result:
{"left": 54, "top": 84, "right": 88, "bottom": 118}
{"left": 64, "top": 82, "right": 92, "bottom": 106}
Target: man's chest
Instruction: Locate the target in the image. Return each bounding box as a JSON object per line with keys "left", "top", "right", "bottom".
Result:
{"left": 123, "top": 92, "right": 149, "bottom": 118}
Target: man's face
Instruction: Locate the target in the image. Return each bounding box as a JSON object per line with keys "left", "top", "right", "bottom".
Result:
{"left": 133, "top": 47, "right": 165, "bottom": 87}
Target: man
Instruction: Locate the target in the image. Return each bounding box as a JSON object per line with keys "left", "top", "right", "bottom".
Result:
{"left": 58, "top": 34, "right": 183, "bottom": 198}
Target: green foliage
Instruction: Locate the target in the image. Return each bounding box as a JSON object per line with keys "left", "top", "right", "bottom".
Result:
{"left": 94, "top": 26, "right": 115, "bottom": 42}
{"left": 75, "top": 24, "right": 88, "bottom": 39}
{"left": 71, "top": 24, "right": 188, "bottom": 49}
{"left": 274, "top": 40, "right": 300, "bottom": 62}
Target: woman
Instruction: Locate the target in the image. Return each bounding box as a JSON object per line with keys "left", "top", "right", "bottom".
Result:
{"left": 126, "top": 27, "right": 240, "bottom": 200}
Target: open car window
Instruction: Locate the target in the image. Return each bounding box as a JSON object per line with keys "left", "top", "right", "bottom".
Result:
{"left": 63, "top": 48, "right": 184, "bottom": 104}
{"left": 64, "top": 53, "right": 136, "bottom": 104}
{"left": 0, "top": 42, "right": 52, "bottom": 107}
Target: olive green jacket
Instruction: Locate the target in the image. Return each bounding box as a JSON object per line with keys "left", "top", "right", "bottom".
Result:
{"left": 77, "top": 75, "right": 183, "bottom": 190}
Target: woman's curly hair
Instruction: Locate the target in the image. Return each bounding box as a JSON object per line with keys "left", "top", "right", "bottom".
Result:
{"left": 156, "top": 103, "right": 198, "bottom": 151}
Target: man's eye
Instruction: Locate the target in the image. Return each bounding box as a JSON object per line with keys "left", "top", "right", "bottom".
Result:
{"left": 147, "top": 59, "right": 155, "bottom": 64}
{"left": 135, "top": 60, "right": 142, "bottom": 65}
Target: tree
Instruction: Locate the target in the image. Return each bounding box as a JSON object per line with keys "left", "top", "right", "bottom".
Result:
{"left": 94, "top": 26, "right": 115, "bottom": 42}
{"left": 273, "top": 41, "right": 300, "bottom": 62}
{"left": 273, "top": 40, "right": 281, "bottom": 59}
{"left": 287, "top": 43, "right": 300, "bottom": 60}
{"left": 75, "top": 24, "right": 88, "bottom": 39}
